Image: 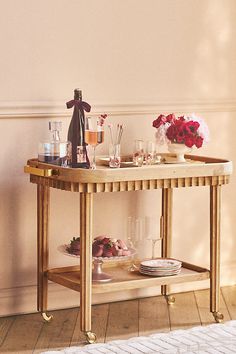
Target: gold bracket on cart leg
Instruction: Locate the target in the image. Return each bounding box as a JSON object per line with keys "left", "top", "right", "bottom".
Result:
{"left": 42, "top": 312, "right": 53, "bottom": 322}
{"left": 212, "top": 311, "right": 224, "bottom": 323}
{"left": 85, "top": 331, "right": 97, "bottom": 344}
{"left": 165, "top": 295, "right": 175, "bottom": 305}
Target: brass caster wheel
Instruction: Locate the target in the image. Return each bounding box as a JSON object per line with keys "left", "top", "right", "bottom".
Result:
{"left": 85, "top": 331, "right": 97, "bottom": 344}
{"left": 42, "top": 312, "right": 53, "bottom": 322}
{"left": 212, "top": 311, "right": 224, "bottom": 323}
{"left": 166, "top": 295, "right": 175, "bottom": 305}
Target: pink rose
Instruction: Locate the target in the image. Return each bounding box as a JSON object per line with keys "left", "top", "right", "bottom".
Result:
{"left": 185, "top": 121, "right": 200, "bottom": 134}
{"left": 176, "top": 131, "right": 185, "bottom": 143}
{"left": 152, "top": 114, "right": 166, "bottom": 129}
{"left": 184, "top": 136, "right": 195, "bottom": 148}
{"left": 166, "top": 125, "right": 178, "bottom": 141}
{"left": 166, "top": 113, "right": 176, "bottom": 123}
{"left": 195, "top": 136, "right": 203, "bottom": 148}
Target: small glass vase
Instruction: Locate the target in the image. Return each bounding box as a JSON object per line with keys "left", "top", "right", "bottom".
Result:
{"left": 168, "top": 143, "right": 190, "bottom": 163}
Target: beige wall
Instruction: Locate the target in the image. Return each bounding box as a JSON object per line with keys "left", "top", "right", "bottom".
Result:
{"left": 0, "top": 0, "right": 236, "bottom": 316}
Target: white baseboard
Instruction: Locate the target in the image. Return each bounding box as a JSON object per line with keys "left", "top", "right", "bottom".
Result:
{"left": 1, "top": 262, "right": 236, "bottom": 317}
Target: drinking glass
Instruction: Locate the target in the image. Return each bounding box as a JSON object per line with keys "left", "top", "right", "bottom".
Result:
{"left": 126, "top": 216, "right": 141, "bottom": 271}
{"left": 85, "top": 117, "right": 104, "bottom": 170}
{"left": 109, "top": 143, "right": 121, "bottom": 168}
{"left": 145, "top": 216, "right": 162, "bottom": 259}
{"left": 127, "top": 216, "right": 135, "bottom": 249}
{"left": 133, "top": 140, "right": 144, "bottom": 167}
{"left": 126, "top": 216, "right": 145, "bottom": 271}
{"left": 145, "top": 141, "right": 156, "bottom": 165}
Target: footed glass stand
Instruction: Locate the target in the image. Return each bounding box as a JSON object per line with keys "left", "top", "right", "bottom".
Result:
{"left": 92, "top": 259, "right": 112, "bottom": 282}
{"left": 24, "top": 153, "right": 232, "bottom": 344}
{"left": 58, "top": 244, "right": 136, "bottom": 282}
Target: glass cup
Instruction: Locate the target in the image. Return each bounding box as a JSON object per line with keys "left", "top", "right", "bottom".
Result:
{"left": 145, "top": 216, "right": 162, "bottom": 259}
{"left": 126, "top": 216, "right": 142, "bottom": 271}
{"left": 145, "top": 141, "right": 156, "bottom": 165}
{"left": 133, "top": 140, "right": 144, "bottom": 167}
{"left": 85, "top": 116, "right": 104, "bottom": 170}
{"left": 109, "top": 144, "right": 121, "bottom": 168}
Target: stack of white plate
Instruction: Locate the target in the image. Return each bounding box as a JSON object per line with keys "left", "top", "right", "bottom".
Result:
{"left": 139, "top": 258, "right": 182, "bottom": 277}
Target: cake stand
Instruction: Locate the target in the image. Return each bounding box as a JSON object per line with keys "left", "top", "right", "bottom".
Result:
{"left": 58, "top": 244, "right": 136, "bottom": 282}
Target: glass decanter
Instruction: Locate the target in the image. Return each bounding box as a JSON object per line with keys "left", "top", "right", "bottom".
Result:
{"left": 38, "top": 121, "right": 71, "bottom": 166}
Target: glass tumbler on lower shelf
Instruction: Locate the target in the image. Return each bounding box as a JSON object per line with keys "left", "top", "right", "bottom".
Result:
{"left": 145, "top": 216, "right": 163, "bottom": 259}
{"left": 126, "top": 216, "right": 143, "bottom": 271}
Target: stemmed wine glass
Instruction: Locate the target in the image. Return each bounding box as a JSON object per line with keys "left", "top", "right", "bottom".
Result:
{"left": 145, "top": 216, "right": 162, "bottom": 259}
{"left": 85, "top": 116, "right": 104, "bottom": 169}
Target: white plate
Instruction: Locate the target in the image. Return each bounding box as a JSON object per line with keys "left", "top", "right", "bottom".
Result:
{"left": 140, "top": 258, "right": 182, "bottom": 269}
{"left": 140, "top": 267, "right": 181, "bottom": 273}
{"left": 140, "top": 264, "right": 181, "bottom": 270}
{"left": 140, "top": 266, "right": 181, "bottom": 272}
{"left": 139, "top": 269, "right": 181, "bottom": 277}
{"left": 140, "top": 271, "right": 181, "bottom": 276}
{"left": 58, "top": 244, "right": 136, "bottom": 262}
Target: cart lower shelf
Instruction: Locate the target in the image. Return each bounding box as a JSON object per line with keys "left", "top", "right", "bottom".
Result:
{"left": 47, "top": 261, "right": 210, "bottom": 294}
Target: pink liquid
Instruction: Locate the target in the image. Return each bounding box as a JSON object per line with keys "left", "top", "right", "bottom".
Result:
{"left": 85, "top": 130, "right": 104, "bottom": 146}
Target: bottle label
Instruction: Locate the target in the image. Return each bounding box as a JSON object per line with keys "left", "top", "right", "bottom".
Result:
{"left": 76, "top": 146, "right": 86, "bottom": 163}
{"left": 59, "top": 143, "right": 67, "bottom": 157}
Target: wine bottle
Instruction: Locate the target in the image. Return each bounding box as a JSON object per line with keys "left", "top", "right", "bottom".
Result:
{"left": 67, "top": 88, "right": 91, "bottom": 168}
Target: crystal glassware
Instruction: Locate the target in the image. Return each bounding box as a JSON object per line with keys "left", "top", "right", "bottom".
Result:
{"left": 154, "top": 142, "right": 162, "bottom": 164}
{"left": 126, "top": 216, "right": 144, "bottom": 271}
{"left": 133, "top": 139, "right": 144, "bottom": 167}
{"left": 145, "top": 216, "right": 162, "bottom": 259}
{"left": 85, "top": 116, "right": 104, "bottom": 170}
{"left": 126, "top": 216, "right": 136, "bottom": 271}
{"left": 145, "top": 141, "right": 156, "bottom": 165}
{"left": 92, "top": 259, "right": 112, "bottom": 282}
{"left": 109, "top": 143, "right": 121, "bottom": 168}
{"left": 38, "top": 121, "right": 71, "bottom": 167}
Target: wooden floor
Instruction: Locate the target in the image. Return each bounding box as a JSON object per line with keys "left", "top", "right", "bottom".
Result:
{"left": 0, "top": 286, "right": 236, "bottom": 353}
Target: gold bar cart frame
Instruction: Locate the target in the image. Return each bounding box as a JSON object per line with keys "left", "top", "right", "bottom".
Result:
{"left": 25, "top": 154, "right": 232, "bottom": 342}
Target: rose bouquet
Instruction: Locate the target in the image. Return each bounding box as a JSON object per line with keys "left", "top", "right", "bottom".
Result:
{"left": 152, "top": 113, "right": 209, "bottom": 148}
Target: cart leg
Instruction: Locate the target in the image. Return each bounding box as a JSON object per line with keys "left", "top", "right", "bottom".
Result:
{"left": 161, "top": 188, "right": 175, "bottom": 305}
{"left": 210, "top": 185, "right": 224, "bottom": 323}
{"left": 80, "top": 193, "right": 96, "bottom": 343}
{"left": 37, "top": 184, "right": 53, "bottom": 322}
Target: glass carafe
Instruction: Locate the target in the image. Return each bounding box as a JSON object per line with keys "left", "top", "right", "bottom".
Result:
{"left": 38, "top": 121, "right": 71, "bottom": 166}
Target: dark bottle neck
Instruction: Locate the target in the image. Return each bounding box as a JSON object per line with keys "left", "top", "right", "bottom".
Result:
{"left": 74, "top": 89, "right": 82, "bottom": 100}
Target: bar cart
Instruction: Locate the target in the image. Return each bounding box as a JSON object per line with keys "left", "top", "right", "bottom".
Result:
{"left": 24, "top": 153, "right": 232, "bottom": 343}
